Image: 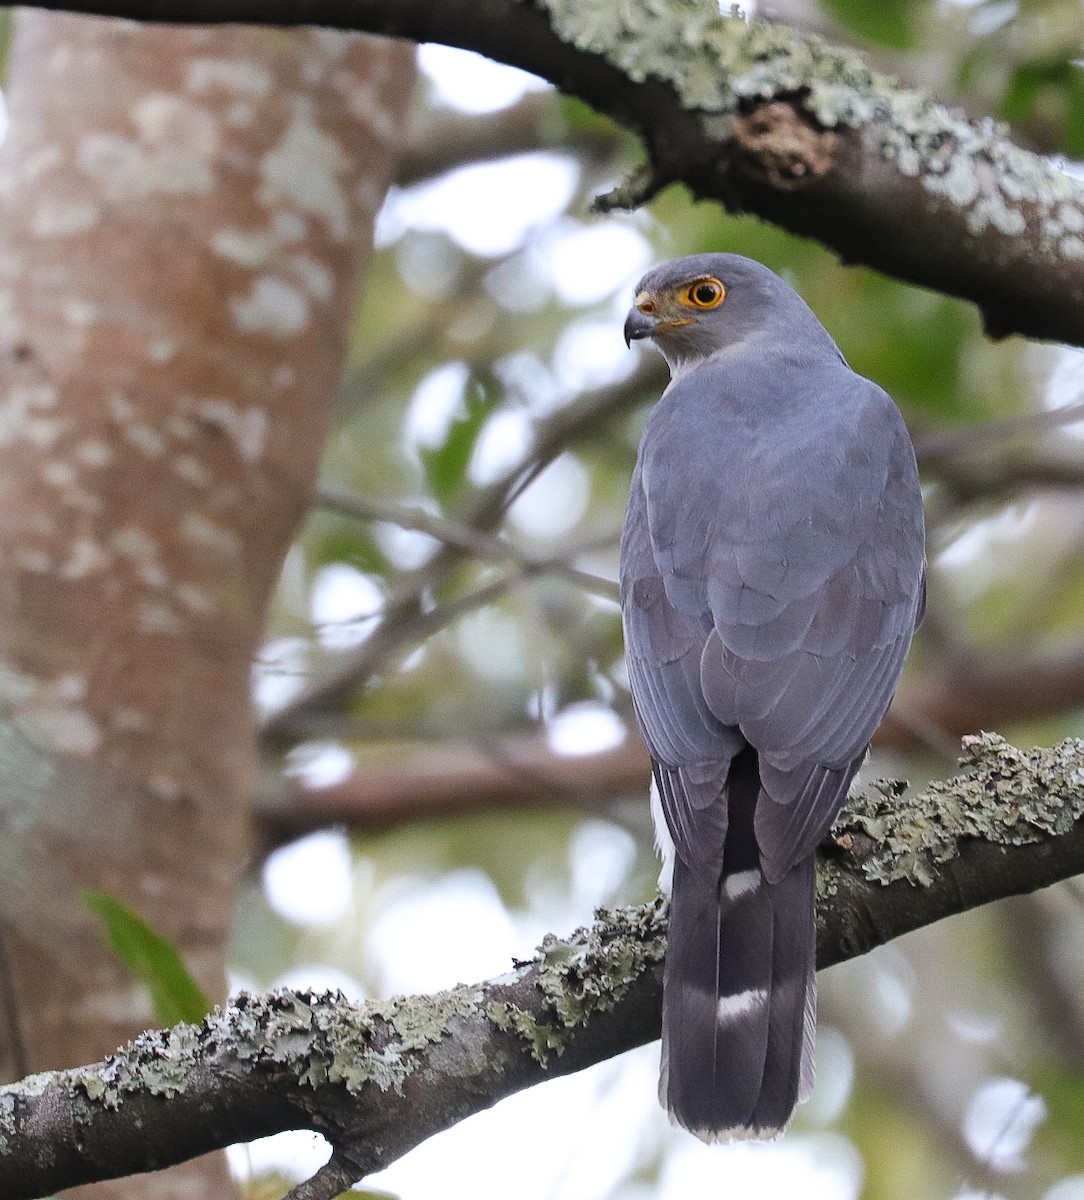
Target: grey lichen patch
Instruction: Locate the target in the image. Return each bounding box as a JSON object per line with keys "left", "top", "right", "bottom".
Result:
{"left": 228, "top": 985, "right": 498, "bottom": 1094}
{"left": 233, "top": 989, "right": 408, "bottom": 1095}
{"left": 370, "top": 982, "right": 485, "bottom": 1053}
{"left": 532, "top": 0, "right": 1084, "bottom": 253}
{"left": 0, "top": 383, "right": 62, "bottom": 449}
{"left": 77, "top": 984, "right": 495, "bottom": 1110}
{"left": 489, "top": 898, "right": 667, "bottom": 1064}
{"left": 14, "top": 703, "right": 102, "bottom": 756}
{"left": 186, "top": 57, "right": 274, "bottom": 100}
{"left": 49, "top": 989, "right": 398, "bottom": 1110}
{"left": 31, "top": 197, "right": 102, "bottom": 239}
{"left": 70, "top": 1024, "right": 205, "bottom": 1111}
{"left": 78, "top": 123, "right": 215, "bottom": 200}
{"left": 211, "top": 227, "right": 278, "bottom": 268}
{"left": 178, "top": 511, "right": 243, "bottom": 561}
{"left": 533, "top": 1, "right": 875, "bottom": 122}
{"left": 8, "top": 968, "right": 657, "bottom": 1141}
{"left": 832, "top": 733, "right": 1084, "bottom": 888}
{"left": 0, "top": 1074, "right": 56, "bottom": 1156}
{"left": 259, "top": 113, "right": 352, "bottom": 241}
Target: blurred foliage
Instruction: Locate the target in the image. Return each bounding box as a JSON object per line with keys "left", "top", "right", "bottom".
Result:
{"left": 1035, "top": 1065, "right": 1084, "bottom": 1174}
{"left": 1001, "top": 56, "right": 1084, "bottom": 156}
{"left": 238, "top": 3, "right": 1084, "bottom": 1197}
{"left": 931, "top": 0, "right": 1084, "bottom": 153}
{"left": 418, "top": 376, "right": 498, "bottom": 504}
{"left": 820, "top": 0, "right": 930, "bottom": 50}
{"left": 0, "top": 9, "right": 13, "bottom": 82}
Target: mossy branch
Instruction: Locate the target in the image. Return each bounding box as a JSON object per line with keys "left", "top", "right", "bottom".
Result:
{"left": 11, "top": 0, "right": 1084, "bottom": 345}
{"left": 3, "top": 734, "right": 1084, "bottom": 1199}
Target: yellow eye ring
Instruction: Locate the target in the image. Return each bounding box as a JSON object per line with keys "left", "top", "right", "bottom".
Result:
{"left": 681, "top": 278, "right": 726, "bottom": 309}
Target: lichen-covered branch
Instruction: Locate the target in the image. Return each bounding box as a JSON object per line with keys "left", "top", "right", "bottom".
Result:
{"left": 819, "top": 733, "right": 1084, "bottom": 963}
{"left": 13, "top": 0, "right": 1084, "bottom": 346}
{"left": 4, "top": 733, "right": 1084, "bottom": 1199}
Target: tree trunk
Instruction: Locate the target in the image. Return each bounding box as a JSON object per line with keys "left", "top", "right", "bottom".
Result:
{"left": 0, "top": 11, "right": 413, "bottom": 1197}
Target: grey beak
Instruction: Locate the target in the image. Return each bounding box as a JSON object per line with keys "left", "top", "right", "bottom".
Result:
{"left": 624, "top": 308, "right": 656, "bottom": 347}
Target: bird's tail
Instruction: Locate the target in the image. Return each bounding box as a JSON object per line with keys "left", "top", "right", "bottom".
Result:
{"left": 660, "top": 763, "right": 816, "bottom": 1140}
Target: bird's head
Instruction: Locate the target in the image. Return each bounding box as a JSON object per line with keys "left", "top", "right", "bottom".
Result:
{"left": 624, "top": 253, "right": 819, "bottom": 376}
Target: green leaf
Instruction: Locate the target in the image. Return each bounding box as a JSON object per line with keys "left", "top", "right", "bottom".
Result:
{"left": 1000, "top": 61, "right": 1049, "bottom": 124}
{"left": 1000, "top": 56, "right": 1084, "bottom": 156}
{"left": 312, "top": 524, "right": 389, "bottom": 577}
{"left": 820, "top": 0, "right": 918, "bottom": 49}
{"left": 83, "top": 890, "right": 212, "bottom": 1026}
{"left": 556, "top": 94, "right": 623, "bottom": 141}
{"left": 419, "top": 378, "right": 499, "bottom": 505}
{"left": 1064, "top": 67, "right": 1084, "bottom": 158}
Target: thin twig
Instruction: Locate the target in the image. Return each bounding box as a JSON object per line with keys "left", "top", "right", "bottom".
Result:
{"left": 915, "top": 400, "right": 1084, "bottom": 464}
{"left": 315, "top": 485, "right": 620, "bottom": 594}
{"left": 283, "top": 1156, "right": 359, "bottom": 1200}
{"left": 316, "top": 487, "right": 506, "bottom": 556}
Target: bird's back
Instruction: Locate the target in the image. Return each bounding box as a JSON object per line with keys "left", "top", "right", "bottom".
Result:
{"left": 621, "top": 340, "right": 924, "bottom": 1138}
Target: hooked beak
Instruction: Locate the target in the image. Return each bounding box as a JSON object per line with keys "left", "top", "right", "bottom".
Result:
{"left": 624, "top": 291, "right": 693, "bottom": 347}
{"left": 623, "top": 307, "right": 657, "bottom": 347}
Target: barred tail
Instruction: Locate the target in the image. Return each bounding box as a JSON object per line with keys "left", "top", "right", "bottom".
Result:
{"left": 660, "top": 759, "right": 816, "bottom": 1140}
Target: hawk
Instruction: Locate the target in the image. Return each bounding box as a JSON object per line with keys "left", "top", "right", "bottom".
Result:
{"left": 620, "top": 253, "right": 925, "bottom": 1139}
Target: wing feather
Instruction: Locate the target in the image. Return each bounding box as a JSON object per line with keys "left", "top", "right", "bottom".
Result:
{"left": 621, "top": 358, "right": 924, "bottom": 881}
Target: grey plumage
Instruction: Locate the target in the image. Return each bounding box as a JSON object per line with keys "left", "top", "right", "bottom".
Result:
{"left": 619, "top": 253, "right": 925, "bottom": 1140}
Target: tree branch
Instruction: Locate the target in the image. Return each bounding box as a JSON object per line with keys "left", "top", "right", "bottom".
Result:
{"left": 6, "top": 733, "right": 1084, "bottom": 1199}
{"left": 257, "top": 637, "right": 1084, "bottom": 840}
{"left": 894, "top": 641, "right": 1084, "bottom": 747}
{"left": 13, "top": 0, "right": 1084, "bottom": 346}
{"left": 257, "top": 730, "right": 646, "bottom": 846}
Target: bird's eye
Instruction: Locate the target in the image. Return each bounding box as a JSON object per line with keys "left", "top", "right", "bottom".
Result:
{"left": 682, "top": 279, "right": 725, "bottom": 309}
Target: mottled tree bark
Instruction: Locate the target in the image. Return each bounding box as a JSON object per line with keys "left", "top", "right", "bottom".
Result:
{"left": 0, "top": 12, "right": 414, "bottom": 1198}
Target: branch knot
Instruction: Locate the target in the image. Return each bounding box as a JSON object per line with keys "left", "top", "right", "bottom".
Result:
{"left": 729, "top": 100, "right": 838, "bottom": 188}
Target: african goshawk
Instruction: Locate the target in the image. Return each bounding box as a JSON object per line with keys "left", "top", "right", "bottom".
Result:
{"left": 620, "top": 253, "right": 925, "bottom": 1140}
